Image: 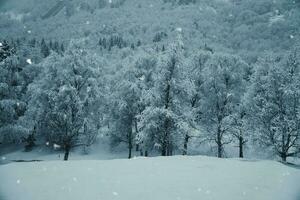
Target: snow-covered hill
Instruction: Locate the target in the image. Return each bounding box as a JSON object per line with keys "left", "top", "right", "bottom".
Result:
{"left": 0, "top": 156, "right": 299, "bottom": 200}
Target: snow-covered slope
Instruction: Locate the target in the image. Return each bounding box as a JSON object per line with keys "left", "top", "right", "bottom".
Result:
{"left": 0, "top": 156, "right": 299, "bottom": 200}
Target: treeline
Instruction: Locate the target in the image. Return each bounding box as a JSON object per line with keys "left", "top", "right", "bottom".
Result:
{"left": 0, "top": 35, "right": 299, "bottom": 162}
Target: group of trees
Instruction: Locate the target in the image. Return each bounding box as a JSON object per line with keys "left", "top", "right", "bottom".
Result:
{"left": 0, "top": 32, "right": 299, "bottom": 162}
{"left": 109, "top": 35, "right": 300, "bottom": 162}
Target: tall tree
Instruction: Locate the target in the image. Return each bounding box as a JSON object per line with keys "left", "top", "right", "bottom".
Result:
{"left": 139, "top": 33, "right": 194, "bottom": 156}
{"left": 200, "top": 53, "right": 248, "bottom": 158}
{"left": 28, "top": 45, "right": 101, "bottom": 160}
{"left": 246, "top": 51, "right": 300, "bottom": 162}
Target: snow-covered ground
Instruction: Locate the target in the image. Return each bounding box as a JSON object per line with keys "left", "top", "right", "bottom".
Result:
{"left": 0, "top": 156, "right": 299, "bottom": 200}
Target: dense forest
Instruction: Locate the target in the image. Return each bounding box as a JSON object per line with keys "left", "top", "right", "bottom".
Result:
{"left": 0, "top": 0, "right": 300, "bottom": 162}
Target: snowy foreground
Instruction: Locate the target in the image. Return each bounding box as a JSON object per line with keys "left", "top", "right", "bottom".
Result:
{"left": 0, "top": 156, "right": 300, "bottom": 200}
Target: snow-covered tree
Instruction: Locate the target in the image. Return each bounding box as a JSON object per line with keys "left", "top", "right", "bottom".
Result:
{"left": 138, "top": 32, "right": 195, "bottom": 156}
{"left": 246, "top": 51, "right": 300, "bottom": 162}
{"left": 28, "top": 43, "right": 101, "bottom": 160}
{"left": 0, "top": 42, "right": 39, "bottom": 145}
{"left": 200, "top": 53, "right": 248, "bottom": 158}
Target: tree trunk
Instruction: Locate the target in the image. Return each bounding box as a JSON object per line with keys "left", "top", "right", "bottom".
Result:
{"left": 140, "top": 149, "right": 144, "bottom": 156}
{"left": 128, "top": 121, "right": 133, "bottom": 159}
{"left": 145, "top": 150, "right": 148, "bottom": 157}
{"left": 128, "top": 133, "right": 132, "bottom": 159}
{"left": 281, "top": 134, "right": 287, "bottom": 162}
{"left": 281, "top": 153, "right": 287, "bottom": 162}
{"left": 167, "top": 143, "right": 173, "bottom": 156}
{"left": 161, "top": 146, "right": 167, "bottom": 156}
{"left": 183, "top": 134, "right": 189, "bottom": 155}
{"left": 239, "top": 136, "right": 244, "bottom": 158}
{"left": 136, "top": 144, "right": 139, "bottom": 152}
{"left": 217, "top": 126, "right": 222, "bottom": 158}
{"left": 128, "top": 145, "right": 132, "bottom": 159}
{"left": 64, "top": 148, "right": 70, "bottom": 161}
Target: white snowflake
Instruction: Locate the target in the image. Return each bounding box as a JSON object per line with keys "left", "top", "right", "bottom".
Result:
{"left": 176, "top": 27, "right": 182, "bottom": 32}
{"left": 72, "top": 177, "right": 77, "bottom": 182}
{"left": 26, "top": 58, "right": 32, "bottom": 65}
{"left": 0, "top": 42, "right": 3, "bottom": 47}
{"left": 290, "top": 35, "right": 294, "bottom": 39}
{"left": 46, "top": 141, "right": 50, "bottom": 146}
{"left": 27, "top": 30, "right": 31, "bottom": 34}
{"left": 16, "top": 179, "right": 21, "bottom": 184}
{"left": 109, "top": 0, "right": 112, "bottom": 4}
{"left": 112, "top": 192, "right": 118, "bottom": 196}
{"left": 1, "top": 156, "right": 6, "bottom": 160}
{"left": 53, "top": 144, "right": 61, "bottom": 150}
{"left": 86, "top": 21, "right": 90, "bottom": 25}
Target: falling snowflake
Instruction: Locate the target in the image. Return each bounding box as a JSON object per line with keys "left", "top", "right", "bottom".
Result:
{"left": 16, "top": 179, "right": 21, "bottom": 184}
{"left": 46, "top": 141, "right": 50, "bottom": 146}
{"left": 205, "top": 190, "right": 211, "bottom": 194}
{"left": 197, "top": 187, "right": 202, "bottom": 192}
{"left": 109, "top": 0, "right": 112, "bottom": 4}
{"left": 72, "top": 177, "right": 78, "bottom": 182}
{"left": 86, "top": 21, "right": 90, "bottom": 25}
{"left": 290, "top": 35, "right": 294, "bottom": 39}
{"left": 176, "top": 27, "right": 182, "bottom": 32}
{"left": 27, "top": 30, "right": 32, "bottom": 34}
{"left": 1, "top": 156, "right": 6, "bottom": 160}
{"left": 53, "top": 144, "right": 61, "bottom": 150}
{"left": 112, "top": 192, "right": 118, "bottom": 196}
{"left": 26, "top": 58, "right": 32, "bottom": 65}
{"left": 0, "top": 42, "right": 3, "bottom": 47}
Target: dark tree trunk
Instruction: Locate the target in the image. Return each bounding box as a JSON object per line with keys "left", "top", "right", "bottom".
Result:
{"left": 128, "top": 133, "right": 132, "bottom": 159}
{"left": 281, "top": 154, "right": 287, "bottom": 162}
{"left": 134, "top": 119, "right": 139, "bottom": 152}
{"left": 64, "top": 148, "right": 70, "bottom": 161}
{"left": 128, "top": 120, "right": 133, "bottom": 159}
{"left": 183, "top": 134, "right": 189, "bottom": 155}
{"left": 161, "top": 146, "right": 167, "bottom": 156}
{"left": 128, "top": 145, "right": 132, "bottom": 159}
{"left": 145, "top": 150, "right": 148, "bottom": 157}
{"left": 217, "top": 125, "right": 222, "bottom": 158}
{"left": 281, "top": 134, "right": 287, "bottom": 162}
{"left": 239, "top": 136, "right": 244, "bottom": 158}
{"left": 140, "top": 149, "right": 144, "bottom": 156}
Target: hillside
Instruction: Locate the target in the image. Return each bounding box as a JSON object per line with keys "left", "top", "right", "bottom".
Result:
{"left": 0, "top": 0, "right": 299, "bottom": 60}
